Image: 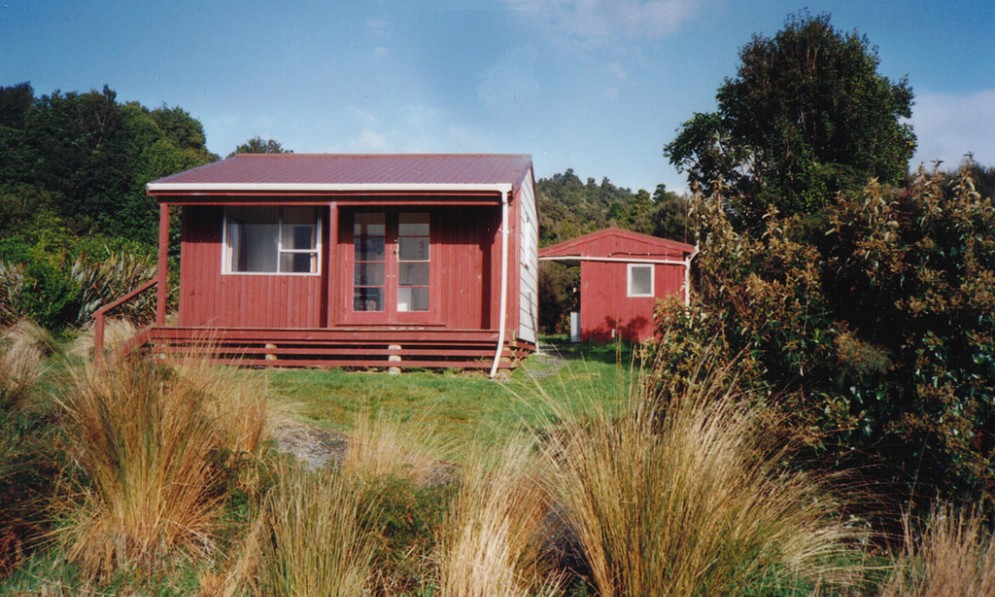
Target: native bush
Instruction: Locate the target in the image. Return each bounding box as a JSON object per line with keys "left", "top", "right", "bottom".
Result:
{"left": 3, "top": 248, "right": 157, "bottom": 331}
{"left": 651, "top": 161, "right": 995, "bottom": 514}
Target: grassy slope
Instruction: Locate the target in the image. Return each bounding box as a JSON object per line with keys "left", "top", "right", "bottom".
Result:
{"left": 265, "top": 341, "right": 633, "bottom": 460}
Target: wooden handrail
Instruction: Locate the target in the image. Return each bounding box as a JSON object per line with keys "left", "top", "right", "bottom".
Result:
{"left": 92, "top": 278, "right": 158, "bottom": 364}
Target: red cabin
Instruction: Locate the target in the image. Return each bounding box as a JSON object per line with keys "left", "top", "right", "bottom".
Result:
{"left": 538, "top": 228, "right": 695, "bottom": 343}
{"left": 105, "top": 154, "right": 539, "bottom": 375}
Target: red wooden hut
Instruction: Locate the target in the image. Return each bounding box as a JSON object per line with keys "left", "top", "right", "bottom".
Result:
{"left": 99, "top": 154, "right": 539, "bottom": 375}
{"left": 538, "top": 228, "right": 696, "bottom": 343}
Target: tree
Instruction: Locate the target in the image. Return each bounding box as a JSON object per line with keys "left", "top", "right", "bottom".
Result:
{"left": 665, "top": 12, "right": 916, "bottom": 226}
{"left": 229, "top": 136, "right": 291, "bottom": 157}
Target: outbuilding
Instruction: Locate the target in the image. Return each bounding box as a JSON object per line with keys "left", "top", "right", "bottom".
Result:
{"left": 538, "top": 227, "right": 695, "bottom": 343}
{"left": 98, "top": 154, "right": 539, "bottom": 375}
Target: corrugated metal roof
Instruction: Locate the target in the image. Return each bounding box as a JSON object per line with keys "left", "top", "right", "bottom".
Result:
{"left": 539, "top": 227, "right": 695, "bottom": 260}
{"left": 149, "top": 154, "right": 533, "bottom": 191}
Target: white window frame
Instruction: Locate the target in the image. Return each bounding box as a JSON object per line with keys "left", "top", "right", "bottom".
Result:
{"left": 222, "top": 206, "right": 322, "bottom": 276}
{"left": 627, "top": 263, "right": 654, "bottom": 297}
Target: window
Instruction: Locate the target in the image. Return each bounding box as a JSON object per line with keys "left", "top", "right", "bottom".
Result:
{"left": 225, "top": 206, "right": 320, "bottom": 274}
{"left": 627, "top": 264, "right": 654, "bottom": 297}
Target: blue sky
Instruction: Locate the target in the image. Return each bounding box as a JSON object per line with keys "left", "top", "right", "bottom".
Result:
{"left": 4, "top": 0, "right": 994, "bottom": 193}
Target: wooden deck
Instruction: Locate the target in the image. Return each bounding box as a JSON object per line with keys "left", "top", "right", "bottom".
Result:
{"left": 133, "top": 326, "right": 533, "bottom": 370}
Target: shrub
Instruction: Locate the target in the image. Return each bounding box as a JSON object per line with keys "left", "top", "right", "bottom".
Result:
{"left": 3, "top": 249, "right": 157, "bottom": 332}
{"left": 654, "top": 161, "right": 995, "bottom": 514}
{"left": 69, "top": 250, "right": 157, "bottom": 326}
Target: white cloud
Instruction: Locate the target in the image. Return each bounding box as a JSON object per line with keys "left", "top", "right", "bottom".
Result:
{"left": 373, "top": 46, "right": 389, "bottom": 58}
{"left": 477, "top": 44, "right": 541, "bottom": 117}
{"left": 354, "top": 129, "right": 391, "bottom": 152}
{"left": 911, "top": 89, "right": 995, "bottom": 169}
{"left": 609, "top": 61, "right": 628, "bottom": 81}
{"left": 329, "top": 104, "right": 492, "bottom": 154}
{"left": 366, "top": 17, "right": 389, "bottom": 35}
{"left": 502, "top": 0, "right": 701, "bottom": 45}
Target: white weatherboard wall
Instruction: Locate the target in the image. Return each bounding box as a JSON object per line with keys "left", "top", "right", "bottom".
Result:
{"left": 518, "top": 169, "right": 538, "bottom": 344}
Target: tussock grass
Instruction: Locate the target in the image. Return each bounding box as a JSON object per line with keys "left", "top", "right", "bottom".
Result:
{"left": 882, "top": 502, "right": 995, "bottom": 596}
{"left": 67, "top": 317, "right": 138, "bottom": 360}
{"left": 255, "top": 459, "right": 378, "bottom": 596}
{"left": 0, "top": 261, "right": 25, "bottom": 329}
{"left": 539, "top": 359, "right": 856, "bottom": 596}
{"left": 53, "top": 355, "right": 269, "bottom": 581}
{"left": 436, "top": 437, "right": 558, "bottom": 597}
{"left": 0, "top": 320, "right": 55, "bottom": 409}
{"left": 343, "top": 408, "right": 446, "bottom": 484}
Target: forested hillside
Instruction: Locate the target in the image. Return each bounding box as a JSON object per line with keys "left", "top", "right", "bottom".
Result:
{"left": 0, "top": 83, "right": 217, "bottom": 246}
{"left": 537, "top": 169, "right": 688, "bottom": 247}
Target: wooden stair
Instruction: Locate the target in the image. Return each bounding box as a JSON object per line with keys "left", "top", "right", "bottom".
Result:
{"left": 138, "top": 326, "right": 534, "bottom": 371}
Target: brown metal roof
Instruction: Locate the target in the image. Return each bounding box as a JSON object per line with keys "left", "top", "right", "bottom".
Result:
{"left": 149, "top": 153, "right": 534, "bottom": 192}
{"left": 539, "top": 227, "right": 695, "bottom": 260}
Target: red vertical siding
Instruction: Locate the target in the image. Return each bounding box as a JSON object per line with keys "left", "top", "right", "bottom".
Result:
{"left": 179, "top": 206, "right": 323, "bottom": 328}
{"left": 580, "top": 260, "right": 685, "bottom": 343}
{"left": 570, "top": 231, "right": 689, "bottom": 343}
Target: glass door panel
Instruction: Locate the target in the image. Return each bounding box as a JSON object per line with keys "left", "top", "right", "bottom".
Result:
{"left": 397, "top": 213, "right": 430, "bottom": 312}
{"left": 353, "top": 213, "right": 385, "bottom": 311}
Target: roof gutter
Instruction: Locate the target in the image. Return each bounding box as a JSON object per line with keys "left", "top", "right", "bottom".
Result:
{"left": 537, "top": 255, "right": 691, "bottom": 266}
{"left": 146, "top": 182, "right": 515, "bottom": 194}
{"left": 489, "top": 186, "right": 513, "bottom": 379}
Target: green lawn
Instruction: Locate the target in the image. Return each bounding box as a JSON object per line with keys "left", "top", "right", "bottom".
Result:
{"left": 263, "top": 339, "right": 636, "bottom": 460}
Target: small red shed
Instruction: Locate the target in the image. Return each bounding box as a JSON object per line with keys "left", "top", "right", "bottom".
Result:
{"left": 100, "top": 154, "right": 539, "bottom": 375}
{"left": 538, "top": 228, "right": 696, "bottom": 343}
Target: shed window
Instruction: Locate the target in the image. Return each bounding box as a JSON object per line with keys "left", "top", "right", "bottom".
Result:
{"left": 225, "top": 206, "right": 320, "bottom": 274}
{"left": 627, "top": 264, "right": 654, "bottom": 297}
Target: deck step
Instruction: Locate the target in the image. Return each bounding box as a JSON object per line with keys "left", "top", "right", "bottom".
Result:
{"left": 130, "top": 326, "right": 534, "bottom": 371}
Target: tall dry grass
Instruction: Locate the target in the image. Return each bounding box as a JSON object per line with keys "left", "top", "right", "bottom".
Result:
{"left": 254, "top": 460, "right": 378, "bottom": 596}
{"left": 67, "top": 317, "right": 138, "bottom": 361}
{"left": 0, "top": 261, "right": 25, "bottom": 328}
{"left": 436, "top": 437, "right": 558, "bottom": 597}
{"left": 0, "top": 320, "right": 54, "bottom": 410}
{"left": 539, "top": 359, "right": 856, "bottom": 596}
{"left": 342, "top": 409, "right": 445, "bottom": 484}
{"left": 53, "top": 355, "right": 268, "bottom": 580}
{"left": 882, "top": 502, "right": 995, "bottom": 596}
